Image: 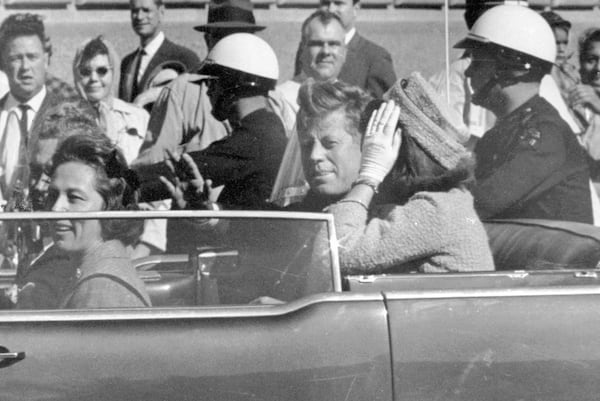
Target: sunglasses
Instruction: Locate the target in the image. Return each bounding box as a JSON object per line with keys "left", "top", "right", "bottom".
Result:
{"left": 79, "top": 66, "right": 111, "bottom": 78}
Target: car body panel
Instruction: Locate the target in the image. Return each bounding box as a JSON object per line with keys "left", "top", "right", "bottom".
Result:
{"left": 386, "top": 288, "right": 600, "bottom": 401}
{"left": 2, "top": 211, "right": 600, "bottom": 399}
{"left": 0, "top": 294, "right": 392, "bottom": 401}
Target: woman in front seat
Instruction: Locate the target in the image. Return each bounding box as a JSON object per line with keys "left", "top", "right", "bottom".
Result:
{"left": 47, "top": 133, "right": 151, "bottom": 308}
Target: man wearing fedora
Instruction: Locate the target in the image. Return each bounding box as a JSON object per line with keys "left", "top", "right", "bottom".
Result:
{"left": 119, "top": 0, "right": 200, "bottom": 105}
{"left": 132, "top": 0, "right": 295, "bottom": 166}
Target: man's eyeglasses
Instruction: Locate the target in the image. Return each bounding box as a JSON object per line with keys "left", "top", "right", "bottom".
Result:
{"left": 79, "top": 66, "right": 111, "bottom": 78}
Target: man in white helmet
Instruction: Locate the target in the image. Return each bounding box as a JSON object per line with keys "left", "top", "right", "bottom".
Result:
{"left": 135, "top": 33, "right": 287, "bottom": 210}
{"left": 456, "top": 4, "right": 593, "bottom": 223}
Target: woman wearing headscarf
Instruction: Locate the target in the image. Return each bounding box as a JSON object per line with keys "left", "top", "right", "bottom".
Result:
{"left": 73, "top": 36, "right": 149, "bottom": 165}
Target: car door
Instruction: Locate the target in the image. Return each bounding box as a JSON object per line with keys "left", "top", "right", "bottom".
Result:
{"left": 378, "top": 274, "right": 600, "bottom": 401}
{"left": 0, "top": 211, "right": 393, "bottom": 401}
{"left": 0, "top": 295, "right": 392, "bottom": 401}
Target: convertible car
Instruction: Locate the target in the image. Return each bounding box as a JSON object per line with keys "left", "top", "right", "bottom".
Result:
{"left": 1, "top": 210, "right": 600, "bottom": 401}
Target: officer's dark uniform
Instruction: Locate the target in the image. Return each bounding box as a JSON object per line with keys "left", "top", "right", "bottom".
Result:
{"left": 136, "top": 107, "right": 287, "bottom": 210}
{"left": 473, "top": 95, "right": 593, "bottom": 223}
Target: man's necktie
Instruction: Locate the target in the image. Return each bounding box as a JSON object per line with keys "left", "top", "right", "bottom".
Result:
{"left": 132, "top": 48, "right": 146, "bottom": 99}
{"left": 0, "top": 104, "right": 30, "bottom": 203}
{"left": 17, "top": 104, "right": 29, "bottom": 149}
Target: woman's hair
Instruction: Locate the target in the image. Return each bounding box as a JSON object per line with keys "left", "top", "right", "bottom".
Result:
{"left": 297, "top": 79, "right": 372, "bottom": 143}
{"left": 78, "top": 36, "right": 110, "bottom": 67}
{"left": 361, "top": 99, "right": 475, "bottom": 205}
{"left": 72, "top": 36, "right": 120, "bottom": 100}
{"left": 50, "top": 134, "right": 142, "bottom": 246}
{"left": 38, "top": 101, "right": 98, "bottom": 141}
{"left": 379, "top": 135, "right": 475, "bottom": 203}
{"left": 579, "top": 28, "right": 600, "bottom": 65}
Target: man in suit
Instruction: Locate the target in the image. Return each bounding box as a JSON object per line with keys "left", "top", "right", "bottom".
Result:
{"left": 293, "top": 0, "right": 396, "bottom": 98}
{"left": 119, "top": 0, "right": 200, "bottom": 105}
{"left": 0, "top": 13, "right": 62, "bottom": 207}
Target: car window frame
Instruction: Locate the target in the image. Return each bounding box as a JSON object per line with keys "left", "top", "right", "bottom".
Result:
{"left": 0, "top": 210, "right": 342, "bottom": 315}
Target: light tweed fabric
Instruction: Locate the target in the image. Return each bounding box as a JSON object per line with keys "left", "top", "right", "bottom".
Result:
{"left": 328, "top": 188, "right": 495, "bottom": 274}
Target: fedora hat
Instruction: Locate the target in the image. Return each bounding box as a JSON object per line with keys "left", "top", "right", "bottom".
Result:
{"left": 194, "top": 0, "right": 265, "bottom": 32}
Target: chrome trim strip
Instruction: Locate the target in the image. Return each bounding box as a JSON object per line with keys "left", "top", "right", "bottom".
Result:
{"left": 328, "top": 217, "right": 342, "bottom": 292}
{"left": 383, "top": 286, "right": 600, "bottom": 300}
{"left": 0, "top": 292, "right": 384, "bottom": 323}
{"left": 0, "top": 210, "right": 333, "bottom": 221}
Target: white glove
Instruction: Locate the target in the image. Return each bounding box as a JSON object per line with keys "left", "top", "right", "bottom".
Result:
{"left": 359, "top": 100, "right": 402, "bottom": 184}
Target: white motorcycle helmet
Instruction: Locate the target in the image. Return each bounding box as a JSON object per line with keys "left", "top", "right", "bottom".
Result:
{"left": 455, "top": 4, "right": 556, "bottom": 70}
{"left": 200, "top": 33, "right": 278, "bottom": 91}
{"left": 199, "top": 33, "right": 279, "bottom": 120}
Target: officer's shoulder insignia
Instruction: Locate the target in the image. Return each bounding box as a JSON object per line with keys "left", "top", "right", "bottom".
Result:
{"left": 519, "top": 127, "right": 542, "bottom": 148}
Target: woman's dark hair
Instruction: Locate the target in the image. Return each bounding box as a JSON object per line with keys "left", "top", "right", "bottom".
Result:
{"left": 579, "top": 28, "right": 600, "bottom": 66}
{"left": 38, "top": 101, "right": 98, "bottom": 141}
{"left": 50, "top": 134, "right": 142, "bottom": 246}
{"left": 79, "top": 36, "right": 110, "bottom": 67}
{"left": 360, "top": 100, "right": 475, "bottom": 205}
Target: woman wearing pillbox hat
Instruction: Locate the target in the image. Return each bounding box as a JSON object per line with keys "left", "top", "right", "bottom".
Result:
{"left": 324, "top": 74, "right": 494, "bottom": 274}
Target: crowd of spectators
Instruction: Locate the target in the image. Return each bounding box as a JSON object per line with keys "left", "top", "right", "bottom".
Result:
{"left": 0, "top": 0, "right": 599, "bottom": 308}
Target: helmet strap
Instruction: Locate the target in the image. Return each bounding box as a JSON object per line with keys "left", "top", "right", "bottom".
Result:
{"left": 471, "top": 73, "right": 501, "bottom": 106}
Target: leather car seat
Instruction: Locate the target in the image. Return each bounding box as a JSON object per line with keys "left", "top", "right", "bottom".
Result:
{"left": 484, "top": 219, "right": 600, "bottom": 271}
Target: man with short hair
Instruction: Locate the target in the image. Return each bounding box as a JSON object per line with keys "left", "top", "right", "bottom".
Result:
{"left": 0, "top": 13, "right": 63, "bottom": 205}
{"left": 136, "top": 34, "right": 287, "bottom": 211}
{"left": 132, "top": 0, "right": 269, "bottom": 167}
{"left": 270, "top": 10, "right": 348, "bottom": 205}
{"left": 119, "top": 0, "right": 200, "bottom": 104}
{"left": 293, "top": 0, "right": 395, "bottom": 98}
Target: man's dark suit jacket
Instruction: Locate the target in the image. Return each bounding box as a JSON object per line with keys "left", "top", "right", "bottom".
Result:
{"left": 119, "top": 38, "right": 200, "bottom": 103}
{"left": 294, "top": 32, "right": 397, "bottom": 98}
{"left": 0, "top": 89, "right": 61, "bottom": 157}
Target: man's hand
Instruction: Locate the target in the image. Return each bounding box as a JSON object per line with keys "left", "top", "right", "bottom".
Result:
{"left": 159, "top": 150, "right": 214, "bottom": 210}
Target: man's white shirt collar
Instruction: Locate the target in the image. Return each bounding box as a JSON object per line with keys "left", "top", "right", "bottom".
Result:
{"left": 345, "top": 28, "right": 356, "bottom": 45}
{"left": 140, "top": 31, "right": 165, "bottom": 59}
{"left": 5, "top": 85, "right": 46, "bottom": 122}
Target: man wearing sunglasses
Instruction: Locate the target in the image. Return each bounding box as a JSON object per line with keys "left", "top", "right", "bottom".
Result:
{"left": 0, "top": 14, "right": 63, "bottom": 207}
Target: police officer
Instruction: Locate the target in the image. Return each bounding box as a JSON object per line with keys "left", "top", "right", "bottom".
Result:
{"left": 455, "top": 4, "right": 593, "bottom": 223}
{"left": 135, "top": 33, "right": 287, "bottom": 210}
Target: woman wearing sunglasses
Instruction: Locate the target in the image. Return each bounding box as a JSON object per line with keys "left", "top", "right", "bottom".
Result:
{"left": 73, "top": 36, "right": 149, "bottom": 165}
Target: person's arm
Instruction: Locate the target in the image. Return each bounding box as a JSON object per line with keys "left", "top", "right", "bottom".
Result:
{"left": 569, "top": 84, "right": 600, "bottom": 114}
{"left": 66, "top": 277, "right": 148, "bottom": 309}
{"left": 132, "top": 85, "right": 184, "bottom": 166}
{"left": 328, "top": 194, "right": 447, "bottom": 274}
{"left": 326, "top": 100, "right": 401, "bottom": 269}
{"left": 577, "top": 113, "right": 600, "bottom": 160}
